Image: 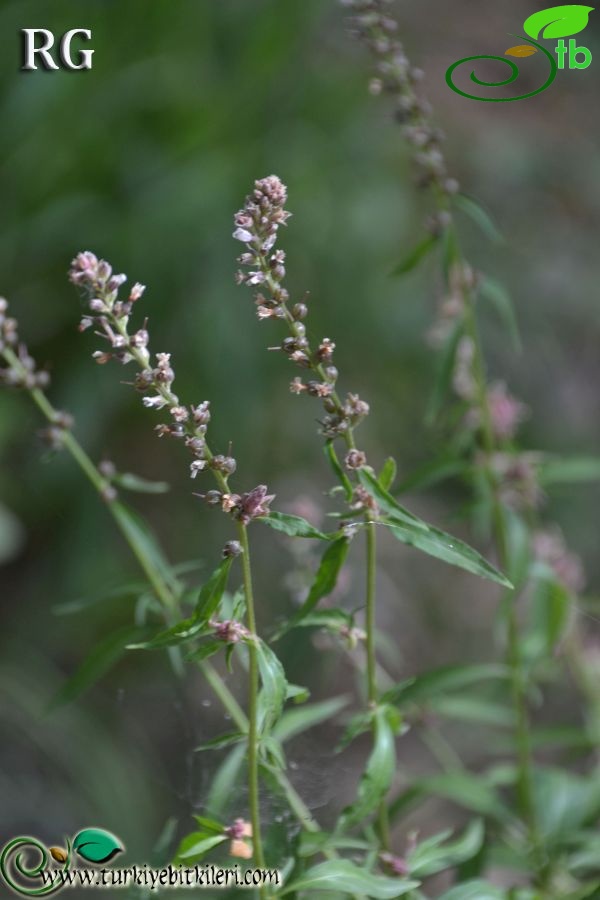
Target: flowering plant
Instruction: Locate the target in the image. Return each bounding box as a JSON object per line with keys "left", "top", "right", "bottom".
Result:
{"left": 1, "top": 2, "right": 599, "bottom": 898}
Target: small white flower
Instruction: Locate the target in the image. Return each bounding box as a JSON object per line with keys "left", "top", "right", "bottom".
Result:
{"left": 246, "top": 271, "right": 265, "bottom": 286}
{"left": 262, "top": 233, "right": 277, "bottom": 252}
{"left": 190, "top": 460, "right": 207, "bottom": 479}
{"left": 130, "top": 282, "right": 146, "bottom": 301}
{"left": 233, "top": 227, "right": 254, "bottom": 243}
{"left": 142, "top": 395, "right": 167, "bottom": 409}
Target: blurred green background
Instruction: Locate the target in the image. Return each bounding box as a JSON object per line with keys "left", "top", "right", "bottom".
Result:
{"left": 1, "top": 0, "right": 599, "bottom": 871}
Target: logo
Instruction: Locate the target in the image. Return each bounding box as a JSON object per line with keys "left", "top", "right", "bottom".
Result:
{"left": 21, "top": 29, "right": 94, "bottom": 71}
{"left": 0, "top": 828, "right": 122, "bottom": 896}
{"left": 446, "top": 4, "right": 594, "bottom": 101}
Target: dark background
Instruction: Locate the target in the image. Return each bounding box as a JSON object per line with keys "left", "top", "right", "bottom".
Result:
{"left": 1, "top": 0, "right": 599, "bottom": 871}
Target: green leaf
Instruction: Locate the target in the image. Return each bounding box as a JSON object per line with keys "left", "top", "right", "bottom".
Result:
{"left": 289, "top": 608, "right": 354, "bottom": 633}
{"left": 439, "top": 880, "right": 504, "bottom": 900}
{"left": 339, "top": 706, "right": 396, "bottom": 830}
{"left": 454, "top": 194, "right": 503, "bottom": 244}
{"left": 324, "top": 441, "right": 353, "bottom": 501}
{"left": 525, "top": 577, "right": 572, "bottom": 659}
{"left": 533, "top": 768, "right": 600, "bottom": 841}
{"left": 426, "top": 318, "right": 464, "bottom": 425}
{"left": 281, "top": 860, "right": 419, "bottom": 897}
{"left": 129, "top": 558, "right": 233, "bottom": 650}
{"left": 382, "top": 663, "right": 508, "bottom": 708}
{"left": 194, "top": 731, "right": 245, "bottom": 752}
{"left": 174, "top": 832, "right": 227, "bottom": 863}
{"left": 523, "top": 5, "right": 594, "bottom": 40}
{"left": 193, "top": 816, "right": 225, "bottom": 836}
{"left": 357, "top": 468, "right": 428, "bottom": 530}
{"left": 538, "top": 456, "right": 600, "bottom": 486}
{"left": 73, "top": 828, "right": 123, "bottom": 864}
{"left": 391, "top": 773, "right": 510, "bottom": 823}
{"left": 396, "top": 456, "right": 469, "bottom": 494}
{"left": 504, "top": 510, "right": 531, "bottom": 590}
{"left": 281, "top": 538, "right": 350, "bottom": 635}
{"left": 416, "top": 773, "right": 511, "bottom": 820}
{"left": 479, "top": 277, "right": 521, "bottom": 352}
{"left": 260, "top": 511, "right": 333, "bottom": 540}
{"left": 285, "top": 682, "right": 310, "bottom": 703}
{"left": 378, "top": 457, "right": 397, "bottom": 492}
{"left": 391, "top": 233, "right": 438, "bottom": 277}
{"left": 206, "top": 743, "right": 246, "bottom": 817}
{"left": 128, "top": 615, "right": 211, "bottom": 650}
{"left": 408, "top": 819, "right": 484, "bottom": 877}
{"left": 299, "top": 831, "right": 374, "bottom": 859}
{"left": 274, "top": 696, "right": 349, "bottom": 743}
{"left": 113, "top": 472, "right": 170, "bottom": 494}
{"left": 382, "top": 518, "right": 512, "bottom": 587}
{"left": 54, "top": 581, "right": 147, "bottom": 616}
{"left": 428, "top": 695, "right": 514, "bottom": 728}
{"left": 50, "top": 625, "right": 146, "bottom": 707}
{"left": 111, "top": 501, "right": 177, "bottom": 591}
{"left": 194, "top": 557, "right": 233, "bottom": 623}
{"left": 186, "top": 640, "right": 222, "bottom": 663}
{"left": 255, "top": 639, "right": 288, "bottom": 735}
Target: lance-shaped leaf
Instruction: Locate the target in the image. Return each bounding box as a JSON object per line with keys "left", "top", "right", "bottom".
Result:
{"left": 378, "top": 457, "right": 397, "bottom": 492}
{"left": 128, "top": 558, "right": 233, "bottom": 650}
{"left": 194, "top": 557, "right": 233, "bottom": 622}
{"left": 73, "top": 828, "right": 123, "bottom": 864}
{"left": 407, "top": 819, "right": 484, "bottom": 877}
{"left": 454, "top": 194, "right": 504, "bottom": 244}
{"left": 357, "top": 468, "right": 428, "bottom": 530}
{"left": 112, "top": 472, "right": 170, "bottom": 494}
{"left": 523, "top": 5, "right": 594, "bottom": 39}
{"left": 260, "top": 510, "right": 333, "bottom": 540}
{"left": 324, "top": 441, "right": 353, "bottom": 500}
{"left": 391, "top": 232, "right": 439, "bottom": 277}
{"left": 537, "top": 455, "right": 600, "bottom": 485}
{"left": 50, "top": 625, "right": 147, "bottom": 707}
{"left": 381, "top": 518, "right": 512, "bottom": 588}
{"left": 274, "top": 696, "right": 349, "bottom": 743}
{"left": 278, "top": 538, "right": 350, "bottom": 636}
{"left": 281, "top": 860, "right": 419, "bottom": 897}
{"left": 338, "top": 706, "right": 396, "bottom": 831}
{"left": 382, "top": 663, "right": 509, "bottom": 709}
{"left": 174, "top": 832, "right": 227, "bottom": 864}
{"left": 111, "top": 501, "right": 177, "bottom": 591}
{"left": 439, "top": 880, "right": 505, "bottom": 900}
{"left": 255, "top": 639, "right": 288, "bottom": 735}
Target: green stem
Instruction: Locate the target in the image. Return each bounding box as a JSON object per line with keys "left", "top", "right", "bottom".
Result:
{"left": 460, "top": 266, "right": 545, "bottom": 880}
{"left": 365, "top": 521, "right": 378, "bottom": 706}
{"left": 237, "top": 521, "right": 266, "bottom": 884}
{"left": 365, "top": 519, "right": 391, "bottom": 851}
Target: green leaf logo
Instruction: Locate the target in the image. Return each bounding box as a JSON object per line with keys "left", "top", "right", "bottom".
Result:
{"left": 523, "top": 5, "right": 594, "bottom": 40}
{"left": 72, "top": 828, "right": 123, "bottom": 864}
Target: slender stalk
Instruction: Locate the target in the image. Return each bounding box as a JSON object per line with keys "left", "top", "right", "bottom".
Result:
{"left": 365, "top": 520, "right": 390, "bottom": 849}
{"left": 365, "top": 521, "right": 378, "bottom": 706}
{"left": 236, "top": 521, "right": 266, "bottom": 881}
{"left": 250, "top": 231, "right": 392, "bottom": 851}
{"left": 459, "top": 257, "right": 544, "bottom": 878}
